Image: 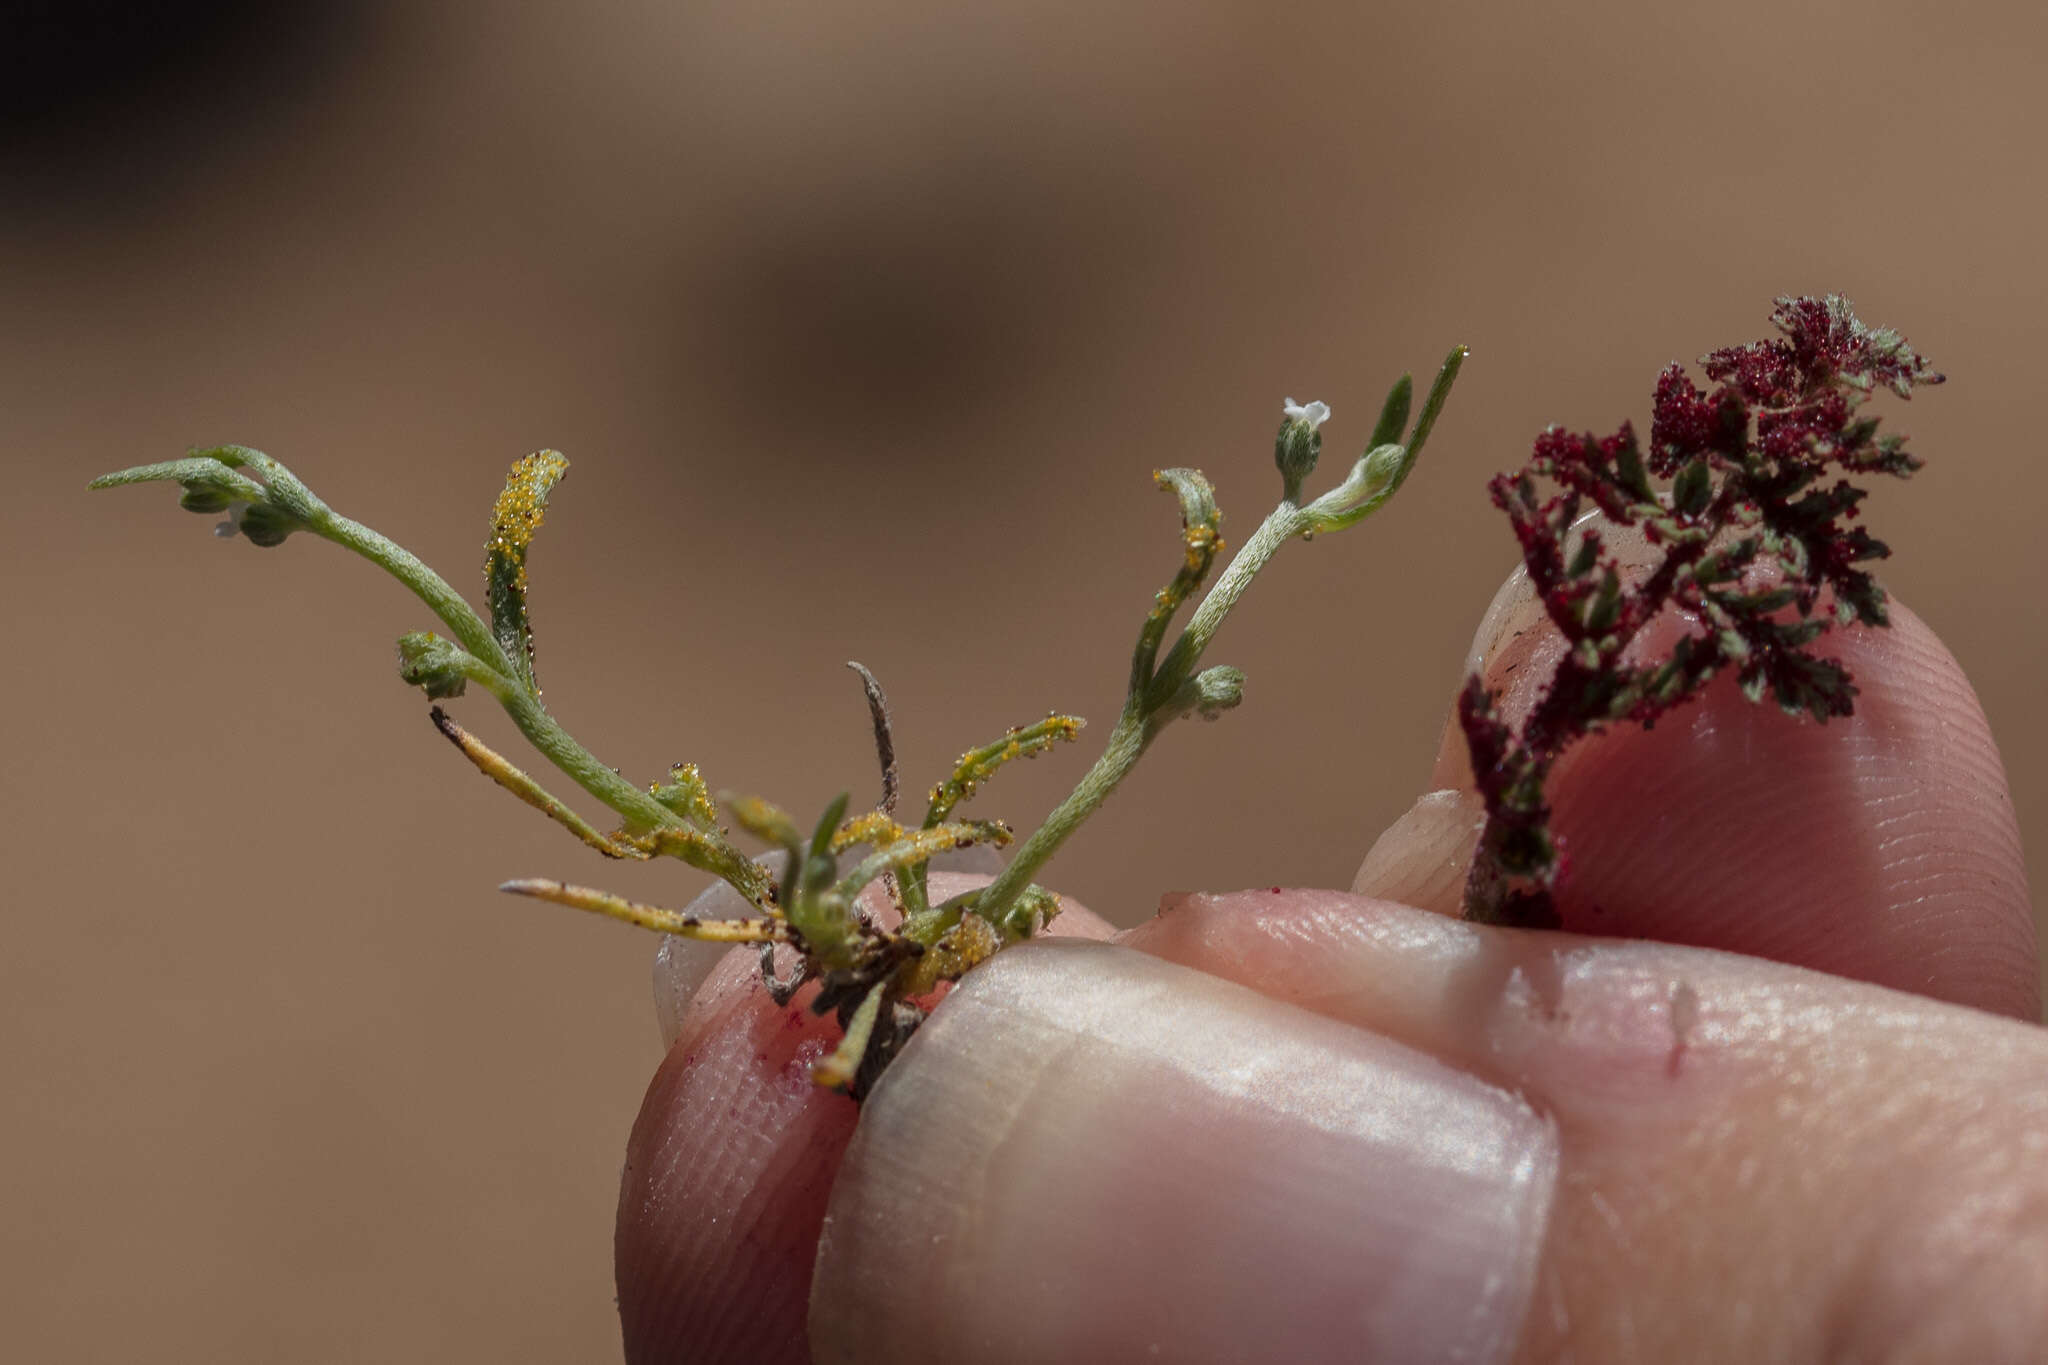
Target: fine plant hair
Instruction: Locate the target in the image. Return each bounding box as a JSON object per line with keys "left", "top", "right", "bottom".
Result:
{"left": 1458, "top": 296, "right": 1940, "bottom": 928}
{"left": 92, "top": 350, "right": 1465, "bottom": 1096}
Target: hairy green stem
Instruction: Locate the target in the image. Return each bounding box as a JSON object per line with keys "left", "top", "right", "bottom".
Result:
{"left": 971, "top": 350, "right": 1467, "bottom": 930}
{"left": 307, "top": 508, "right": 686, "bottom": 838}
{"left": 976, "top": 497, "right": 1306, "bottom": 926}
{"left": 973, "top": 708, "right": 1149, "bottom": 924}
{"left": 312, "top": 512, "right": 515, "bottom": 676}
{"left": 1145, "top": 503, "right": 1306, "bottom": 711}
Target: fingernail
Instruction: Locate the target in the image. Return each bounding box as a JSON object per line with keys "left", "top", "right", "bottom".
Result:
{"left": 810, "top": 942, "right": 1555, "bottom": 1364}
{"left": 1352, "top": 787, "right": 1486, "bottom": 914}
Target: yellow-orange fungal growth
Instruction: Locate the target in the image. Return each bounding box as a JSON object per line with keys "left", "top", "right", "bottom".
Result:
{"left": 833, "top": 810, "right": 905, "bottom": 852}
{"left": 485, "top": 449, "right": 569, "bottom": 592}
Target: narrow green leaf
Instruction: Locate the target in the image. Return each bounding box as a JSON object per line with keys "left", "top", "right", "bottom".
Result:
{"left": 803, "top": 792, "right": 852, "bottom": 901}
{"left": 1612, "top": 433, "right": 1655, "bottom": 502}
{"left": 1368, "top": 374, "right": 1413, "bottom": 454}
{"left": 1583, "top": 567, "right": 1622, "bottom": 635}
{"left": 1567, "top": 530, "right": 1601, "bottom": 579}
{"left": 1403, "top": 346, "right": 1468, "bottom": 467}
{"left": 88, "top": 457, "right": 264, "bottom": 498}
{"left": 1673, "top": 457, "right": 1711, "bottom": 517}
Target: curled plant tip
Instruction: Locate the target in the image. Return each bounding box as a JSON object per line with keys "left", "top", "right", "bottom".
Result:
{"left": 92, "top": 344, "right": 1463, "bottom": 1095}
{"left": 1460, "top": 295, "right": 1937, "bottom": 927}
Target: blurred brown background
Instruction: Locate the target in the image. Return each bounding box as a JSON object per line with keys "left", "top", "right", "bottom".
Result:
{"left": 6, "top": 1, "right": 2043, "bottom": 1358}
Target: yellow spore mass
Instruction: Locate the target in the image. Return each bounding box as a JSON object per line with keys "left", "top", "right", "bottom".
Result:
{"left": 486, "top": 449, "right": 569, "bottom": 592}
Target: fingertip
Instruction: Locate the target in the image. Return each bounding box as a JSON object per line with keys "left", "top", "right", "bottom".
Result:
{"left": 617, "top": 873, "right": 1116, "bottom": 1362}
{"left": 811, "top": 942, "right": 1555, "bottom": 1365}
{"left": 617, "top": 949, "right": 856, "bottom": 1365}
{"left": 1124, "top": 891, "right": 2048, "bottom": 1362}
{"left": 1539, "top": 600, "right": 2036, "bottom": 1016}
{"left": 1396, "top": 586, "right": 2037, "bottom": 1017}
{"left": 1350, "top": 788, "right": 1484, "bottom": 913}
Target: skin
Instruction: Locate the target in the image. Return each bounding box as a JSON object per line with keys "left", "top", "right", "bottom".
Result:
{"left": 615, "top": 596, "right": 2042, "bottom": 1364}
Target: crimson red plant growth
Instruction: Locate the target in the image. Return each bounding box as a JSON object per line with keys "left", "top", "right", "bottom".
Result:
{"left": 1461, "top": 296, "right": 1941, "bottom": 927}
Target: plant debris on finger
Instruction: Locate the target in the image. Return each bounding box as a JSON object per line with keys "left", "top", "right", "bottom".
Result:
{"left": 1459, "top": 296, "right": 1941, "bottom": 928}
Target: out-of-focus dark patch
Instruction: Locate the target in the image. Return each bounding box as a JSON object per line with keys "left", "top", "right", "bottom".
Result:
{"left": 670, "top": 148, "right": 1154, "bottom": 449}
{"left": 685, "top": 196, "right": 1041, "bottom": 426}
{"left": 0, "top": 0, "right": 366, "bottom": 208}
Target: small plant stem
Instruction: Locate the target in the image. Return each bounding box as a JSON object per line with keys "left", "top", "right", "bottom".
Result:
{"left": 310, "top": 511, "right": 514, "bottom": 675}
{"left": 976, "top": 498, "right": 1306, "bottom": 926}
{"left": 307, "top": 509, "right": 697, "bottom": 839}
{"left": 973, "top": 708, "right": 1149, "bottom": 923}
{"left": 1146, "top": 503, "right": 1305, "bottom": 709}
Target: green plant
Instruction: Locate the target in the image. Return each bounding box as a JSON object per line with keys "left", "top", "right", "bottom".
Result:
{"left": 91, "top": 350, "right": 1465, "bottom": 1095}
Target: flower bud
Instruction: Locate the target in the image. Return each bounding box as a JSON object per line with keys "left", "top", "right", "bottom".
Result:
{"left": 236, "top": 501, "right": 302, "bottom": 547}
{"left": 1275, "top": 398, "right": 1330, "bottom": 499}
{"left": 1166, "top": 664, "right": 1246, "bottom": 722}
{"left": 1361, "top": 438, "right": 1408, "bottom": 492}
{"left": 178, "top": 484, "right": 234, "bottom": 515}
{"left": 396, "top": 631, "right": 473, "bottom": 699}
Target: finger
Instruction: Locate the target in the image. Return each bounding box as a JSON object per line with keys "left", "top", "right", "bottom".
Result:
{"left": 1356, "top": 568, "right": 2037, "bottom": 1018}
{"left": 811, "top": 940, "right": 1555, "bottom": 1364}
{"left": 616, "top": 874, "right": 1113, "bottom": 1365}
{"left": 615, "top": 944, "right": 855, "bottom": 1364}
{"left": 812, "top": 905, "right": 2048, "bottom": 1364}
{"left": 1128, "top": 891, "right": 2048, "bottom": 1362}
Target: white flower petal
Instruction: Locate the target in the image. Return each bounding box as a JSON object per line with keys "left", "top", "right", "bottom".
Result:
{"left": 1283, "top": 398, "right": 1331, "bottom": 429}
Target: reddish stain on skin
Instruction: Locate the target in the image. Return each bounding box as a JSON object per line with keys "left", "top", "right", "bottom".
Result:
{"left": 618, "top": 959, "right": 860, "bottom": 1364}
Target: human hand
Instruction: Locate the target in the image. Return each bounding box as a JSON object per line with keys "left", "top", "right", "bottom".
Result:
{"left": 614, "top": 592, "right": 2041, "bottom": 1364}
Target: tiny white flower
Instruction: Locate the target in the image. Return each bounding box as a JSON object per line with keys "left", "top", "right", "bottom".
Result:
{"left": 1282, "top": 398, "right": 1330, "bottom": 429}
{"left": 213, "top": 503, "right": 248, "bottom": 539}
